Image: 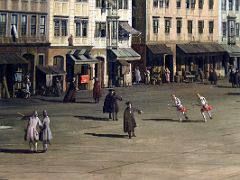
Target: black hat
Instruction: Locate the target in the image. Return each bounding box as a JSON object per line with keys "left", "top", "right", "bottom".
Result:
{"left": 108, "top": 88, "right": 115, "bottom": 92}
{"left": 126, "top": 101, "right": 132, "bottom": 106}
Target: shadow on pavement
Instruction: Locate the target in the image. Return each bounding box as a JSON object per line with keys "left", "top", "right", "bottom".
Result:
{"left": 85, "top": 133, "right": 128, "bottom": 138}
{"left": 74, "top": 116, "right": 109, "bottom": 121}
{"left": 217, "top": 85, "right": 233, "bottom": 88}
{"left": 142, "top": 118, "right": 204, "bottom": 123}
{"left": 228, "top": 92, "right": 240, "bottom": 95}
{"left": 0, "top": 149, "right": 32, "bottom": 154}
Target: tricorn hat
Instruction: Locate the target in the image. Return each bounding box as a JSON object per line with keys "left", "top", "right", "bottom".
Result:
{"left": 126, "top": 101, "right": 132, "bottom": 106}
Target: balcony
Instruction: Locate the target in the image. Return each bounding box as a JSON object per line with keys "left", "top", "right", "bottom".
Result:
{"left": 0, "top": 36, "right": 49, "bottom": 45}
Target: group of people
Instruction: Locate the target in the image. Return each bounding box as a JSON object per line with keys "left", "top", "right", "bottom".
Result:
{"left": 229, "top": 69, "right": 240, "bottom": 88}
{"left": 25, "top": 110, "right": 52, "bottom": 152}
{"left": 171, "top": 93, "right": 213, "bottom": 122}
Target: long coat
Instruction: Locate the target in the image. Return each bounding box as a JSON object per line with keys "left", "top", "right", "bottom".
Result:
{"left": 40, "top": 116, "right": 53, "bottom": 142}
{"left": 123, "top": 107, "right": 140, "bottom": 133}
{"left": 103, "top": 94, "right": 113, "bottom": 113}
{"left": 26, "top": 116, "right": 42, "bottom": 142}
{"left": 93, "top": 81, "right": 101, "bottom": 99}
{"left": 112, "top": 94, "right": 122, "bottom": 113}
{"left": 63, "top": 81, "right": 76, "bottom": 102}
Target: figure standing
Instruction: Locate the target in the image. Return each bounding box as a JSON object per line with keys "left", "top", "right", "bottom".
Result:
{"left": 25, "top": 75, "right": 31, "bottom": 98}
{"left": 54, "top": 77, "right": 61, "bottom": 97}
{"left": 63, "top": 77, "right": 76, "bottom": 102}
{"left": 209, "top": 69, "right": 218, "bottom": 85}
{"left": 25, "top": 110, "right": 42, "bottom": 152}
{"left": 196, "top": 93, "right": 213, "bottom": 122}
{"left": 171, "top": 94, "right": 188, "bottom": 122}
{"left": 229, "top": 69, "right": 235, "bottom": 87}
{"left": 93, "top": 78, "right": 101, "bottom": 103}
{"left": 103, "top": 89, "right": 115, "bottom": 120}
{"left": 234, "top": 69, "right": 240, "bottom": 88}
{"left": 135, "top": 66, "right": 141, "bottom": 84}
{"left": 123, "top": 101, "right": 142, "bottom": 139}
{"left": 111, "top": 91, "right": 123, "bottom": 121}
{"left": 165, "top": 68, "right": 171, "bottom": 83}
{"left": 144, "top": 68, "right": 151, "bottom": 85}
{"left": 40, "top": 110, "right": 53, "bottom": 152}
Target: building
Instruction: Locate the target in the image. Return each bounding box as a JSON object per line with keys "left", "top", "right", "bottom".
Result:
{"left": 0, "top": 0, "right": 49, "bottom": 98}
{"left": 132, "top": 0, "right": 228, "bottom": 81}
{"left": 219, "top": 0, "right": 240, "bottom": 71}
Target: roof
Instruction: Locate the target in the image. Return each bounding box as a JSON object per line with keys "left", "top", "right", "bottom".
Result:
{"left": 109, "top": 48, "right": 141, "bottom": 61}
{"left": 0, "top": 53, "right": 29, "bottom": 65}
{"left": 220, "top": 44, "right": 240, "bottom": 57}
{"left": 119, "top": 21, "right": 141, "bottom": 36}
{"left": 147, "top": 44, "right": 173, "bottom": 55}
{"left": 177, "top": 43, "right": 226, "bottom": 54}
{"left": 37, "top": 66, "right": 66, "bottom": 75}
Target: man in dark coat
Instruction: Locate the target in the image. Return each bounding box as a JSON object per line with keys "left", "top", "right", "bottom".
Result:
{"left": 229, "top": 69, "right": 235, "bottom": 87}
{"left": 93, "top": 78, "right": 101, "bottom": 103}
{"left": 111, "top": 91, "right": 123, "bottom": 121}
{"left": 103, "top": 89, "right": 114, "bottom": 119}
{"left": 123, "top": 101, "right": 142, "bottom": 139}
{"left": 209, "top": 69, "right": 218, "bottom": 85}
{"left": 234, "top": 69, "right": 240, "bottom": 88}
{"left": 63, "top": 77, "right": 76, "bottom": 102}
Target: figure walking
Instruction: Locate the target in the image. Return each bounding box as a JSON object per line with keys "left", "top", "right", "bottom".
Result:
{"left": 25, "top": 110, "right": 42, "bottom": 152}
{"left": 103, "top": 89, "right": 115, "bottom": 120}
{"left": 40, "top": 110, "right": 53, "bottom": 152}
{"left": 123, "top": 101, "right": 142, "bottom": 139}
{"left": 171, "top": 94, "right": 188, "bottom": 122}
{"left": 196, "top": 93, "right": 213, "bottom": 122}
{"left": 93, "top": 78, "right": 101, "bottom": 103}
{"left": 63, "top": 77, "right": 76, "bottom": 102}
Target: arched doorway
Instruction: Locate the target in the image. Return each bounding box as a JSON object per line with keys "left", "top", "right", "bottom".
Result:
{"left": 96, "top": 56, "right": 105, "bottom": 87}
{"left": 53, "top": 55, "right": 64, "bottom": 70}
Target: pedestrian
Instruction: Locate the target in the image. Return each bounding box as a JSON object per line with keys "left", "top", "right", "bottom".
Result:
{"left": 234, "top": 69, "right": 240, "bottom": 88}
{"left": 123, "top": 101, "right": 142, "bottom": 139}
{"left": 63, "top": 77, "right": 76, "bottom": 102}
{"left": 144, "top": 68, "right": 151, "bottom": 85}
{"left": 54, "top": 77, "right": 61, "bottom": 97}
{"left": 171, "top": 94, "right": 188, "bottom": 122}
{"left": 40, "top": 110, "right": 53, "bottom": 152}
{"left": 198, "top": 68, "right": 204, "bottom": 82}
{"left": 25, "top": 110, "right": 42, "bottom": 152}
{"left": 209, "top": 69, "right": 218, "bottom": 85}
{"left": 229, "top": 69, "right": 235, "bottom": 87}
{"left": 25, "top": 75, "right": 31, "bottom": 99}
{"left": 111, "top": 91, "right": 123, "bottom": 121}
{"left": 196, "top": 93, "right": 213, "bottom": 122}
{"left": 103, "top": 89, "right": 115, "bottom": 120}
{"left": 93, "top": 78, "right": 101, "bottom": 103}
{"left": 135, "top": 66, "right": 142, "bottom": 84}
{"left": 165, "top": 68, "right": 171, "bottom": 83}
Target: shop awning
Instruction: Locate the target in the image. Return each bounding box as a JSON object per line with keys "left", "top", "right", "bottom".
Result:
{"left": 0, "top": 53, "right": 29, "bottom": 65}
{"left": 37, "top": 66, "right": 66, "bottom": 75}
{"left": 220, "top": 44, "right": 240, "bottom": 57}
{"left": 68, "top": 49, "right": 100, "bottom": 65}
{"left": 119, "top": 21, "right": 141, "bottom": 36}
{"left": 109, "top": 48, "right": 141, "bottom": 61}
{"left": 177, "top": 43, "right": 226, "bottom": 54}
{"left": 147, "top": 44, "right": 173, "bottom": 55}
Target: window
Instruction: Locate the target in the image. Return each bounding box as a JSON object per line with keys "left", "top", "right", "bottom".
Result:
{"left": 236, "top": 0, "right": 239, "bottom": 11}
{"left": 199, "top": 0, "right": 203, "bottom": 9}
{"left": 209, "top": 21, "right": 214, "bottom": 34}
{"left": 186, "top": 0, "right": 190, "bottom": 8}
{"left": 76, "top": 0, "right": 88, "bottom": 2}
{"left": 159, "top": 0, "right": 164, "bottom": 7}
{"left": 176, "top": 19, "right": 182, "bottom": 34}
{"left": 188, "top": 20, "right": 193, "bottom": 34}
{"left": 75, "top": 19, "right": 88, "bottom": 37}
{"left": 165, "top": 0, "right": 169, "bottom": 7}
{"left": 118, "top": 0, "right": 128, "bottom": 9}
{"left": 153, "top": 17, "right": 159, "bottom": 33}
{"left": 38, "top": 55, "right": 45, "bottom": 66}
{"left": 191, "top": 0, "right": 196, "bottom": 8}
{"left": 177, "top": 0, "right": 181, "bottom": 8}
{"left": 229, "top": 0, "right": 233, "bottom": 10}
{"left": 96, "top": 0, "right": 106, "bottom": 8}
{"left": 236, "top": 23, "right": 240, "bottom": 37}
{"left": 228, "top": 20, "right": 236, "bottom": 44}
{"left": 209, "top": 0, "right": 213, "bottom": 9}
{"left": 198, "top": 20, "right": 204, "bottom": 34}
{"left": 40, "top": 16, "right": 46, "bottom": 35}
{"left": 153, "top": 0, "right": 158, "bottom": 7}
{"left": 222, "top": 22, "right": 227, "bottom": 37}
{"left": 21, "top": 15, "right": 27, "bottom": 36}
{"left": 53, "top": 56, "right": 64, "bottom": 70}
{"left": 95, "top": 22, "right": 106, "bottom": 37}
{"left": 11, "top": 14, "right": 18, "bottom": 28}
{"left": 54, "top": 19, "right": 68, "bottom": 37}
{"left": 0, "top": 14, "right": 6, "bottom": 36}
{"left": 31, "top": 15, "right": 37, "bottom": 36}
{"left": 165, "top": 18, "right": 171, "bottom": 33}
{"left": 222, "top": 0, "right": 226, "bottom": 10}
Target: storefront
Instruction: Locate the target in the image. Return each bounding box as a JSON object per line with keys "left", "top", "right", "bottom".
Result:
{"left": 66, "top": 49, "right": 100, "bottom": 90}
{"left": 0, "top": 53, "right": 28, "bottom": 98}
{"left": 107, "top": 48, "right": 141, "bottom": 87}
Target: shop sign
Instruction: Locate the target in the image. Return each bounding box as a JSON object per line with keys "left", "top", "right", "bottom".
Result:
{"left": 80, "top": 75, "right": 90, "bottom": 83}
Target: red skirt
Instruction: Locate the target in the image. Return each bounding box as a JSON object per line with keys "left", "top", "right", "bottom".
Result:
{"left": 201, "top": 105, "right": 213, "bottom": 112}
{"left": 178, "top": 106, "right": 187, "bottom": 112}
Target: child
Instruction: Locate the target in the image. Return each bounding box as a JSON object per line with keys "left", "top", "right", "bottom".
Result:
{"left": 171, "top": 94, "right": 188, "bottom": 122}
{"left": 196, "top": 93, "right": 213, "bottom": 122}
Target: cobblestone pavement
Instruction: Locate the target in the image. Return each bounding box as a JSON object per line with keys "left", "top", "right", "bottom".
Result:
{"left": 0, "top": 79, "right": 240, "bottom": 180}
